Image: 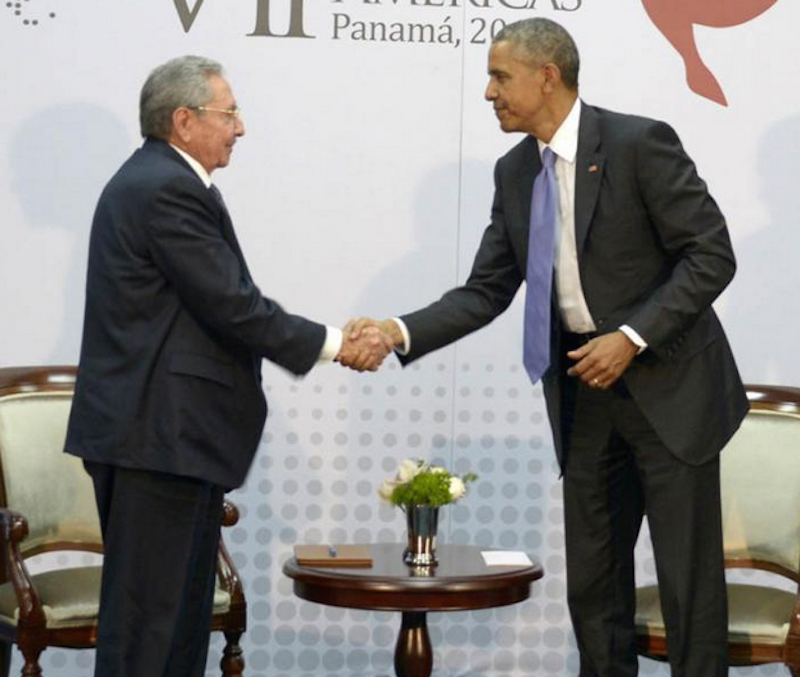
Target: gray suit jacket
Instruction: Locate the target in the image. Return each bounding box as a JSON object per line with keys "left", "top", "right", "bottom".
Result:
{"left": 399, "top": 103, "right": 748, "bottom": 467}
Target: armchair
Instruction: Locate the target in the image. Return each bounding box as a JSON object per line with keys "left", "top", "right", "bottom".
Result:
{"left": 0, "top": 366, "right": 246, "bottom": 677}
{"left": 636, "top": 385, "right": 800, "bottom": 675}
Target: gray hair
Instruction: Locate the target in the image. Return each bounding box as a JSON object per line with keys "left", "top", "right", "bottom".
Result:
{"left": 494, "top": 18, "right": 580, "bottom": 90}
{"left": 139, "top": 55, "right": 223, "bottom": 139}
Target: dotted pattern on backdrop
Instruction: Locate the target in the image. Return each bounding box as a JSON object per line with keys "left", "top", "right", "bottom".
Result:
{"left": 217, "top": 357, "right": 580, "bottom": 677}
{"left": 3, "top": 0, "right": 57, "bottom": 27}
{"left": 12, "top": 358, "right": 788, "bottom": 677}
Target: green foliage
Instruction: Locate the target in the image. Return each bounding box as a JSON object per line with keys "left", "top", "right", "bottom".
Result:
{"left": 382, "top": 459, "right": 479, "bottom": 508}
{"left": 391, "top": 471, "right": 453, "bottom": 508}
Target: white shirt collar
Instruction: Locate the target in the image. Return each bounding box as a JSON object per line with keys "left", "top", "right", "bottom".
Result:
{"left": 169, "top": 143, "right": 213, "bottom": 188}
{"left": 537, "top": 97, "right": 581, "bottom": 164}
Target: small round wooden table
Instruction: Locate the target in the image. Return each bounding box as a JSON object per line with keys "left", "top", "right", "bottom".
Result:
{"left": 283, "top": 543, "right": 543, "bottom": 677}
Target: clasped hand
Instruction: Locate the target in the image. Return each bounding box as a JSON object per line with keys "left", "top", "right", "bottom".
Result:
{"left": 334, "top": 321, "right": 394, "bottom": 372}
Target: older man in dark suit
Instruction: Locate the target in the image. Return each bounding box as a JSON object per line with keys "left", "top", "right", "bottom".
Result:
{"left": 350, "top": 18, "right": 748, "bottom": 677}
{"left": 65, "top": 55, "right": 391, "bottom": 677}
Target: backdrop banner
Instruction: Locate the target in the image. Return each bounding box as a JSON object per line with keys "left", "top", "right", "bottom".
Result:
{"left": 2, "top": 1, "right": 798, "bottom": 675}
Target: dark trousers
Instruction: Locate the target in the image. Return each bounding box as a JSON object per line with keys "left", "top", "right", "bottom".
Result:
{"left": 560, "top": 376, "right": 728, "bottom": 677}
{"left": 84, "top": 461, "right": 225, "bottom": 677}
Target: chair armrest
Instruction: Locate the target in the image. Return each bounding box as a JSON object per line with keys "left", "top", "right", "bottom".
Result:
{"left": 786, "top": 590, "right": 800, "bottom": 666}
{"left": 216, "top": 500, "right": 245, "bottom": 610}
{"left": 216, "top": 536, "right": 245, "bottom": 607}
{"left": 0, "top": 508, "right": 46, "bottom": 631}
{"left": 0, "top": 508, "right": 28, "bottom": 545}
{"left": 222, "top": 499, "right": 239, "bottom": 528}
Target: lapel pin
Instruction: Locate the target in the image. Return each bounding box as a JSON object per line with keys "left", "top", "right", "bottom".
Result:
{"left": 588, "top": 164, "right": 599, "bottom": 173}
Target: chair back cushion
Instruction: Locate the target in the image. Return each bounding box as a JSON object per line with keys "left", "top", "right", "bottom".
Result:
{"left": 0, "top": 391, "right": 102, "bottom": 555}
{"left": 721, "top": 408, "right": 800, "bottom": 575}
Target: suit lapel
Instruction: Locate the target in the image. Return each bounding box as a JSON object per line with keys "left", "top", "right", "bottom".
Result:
{"left": 214, "top": 193, "right": 254, "bottom": 284}
{"left": 149, "top": 140, "right": 255, "bottom": 284}
{"left": 574, "top": 104, "right": 605, "bottom": 260}
{"left": 515, "top": 136, "right": 540, "bottom": 253}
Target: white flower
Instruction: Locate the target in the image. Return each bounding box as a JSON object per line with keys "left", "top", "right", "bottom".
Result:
{"left": 378, "top": 480, "right": 397, "bottom": 502}
{"left": 397, "top": 458, "right": 423, "bottom": 483}
{"left": 429, "top": 466, "right": 447, "bottom": 474}
{"left": 449, "top": 477, "right": 466, "bottom": 500}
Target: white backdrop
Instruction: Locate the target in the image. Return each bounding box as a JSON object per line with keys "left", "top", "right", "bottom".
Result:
{"left": 2, "top": 1, "right": 799, "bottom": 675}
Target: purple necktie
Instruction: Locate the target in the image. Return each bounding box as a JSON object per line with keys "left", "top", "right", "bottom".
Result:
{"left": 523, "top": 147, "right": 558, "bottom": 384}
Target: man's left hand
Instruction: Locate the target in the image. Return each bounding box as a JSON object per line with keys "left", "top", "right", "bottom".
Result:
{"left": 566, "top": 331, "right": 638, "bottom": 390}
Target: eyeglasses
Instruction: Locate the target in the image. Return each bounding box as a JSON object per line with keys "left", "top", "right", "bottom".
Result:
{"left": 191, "top": 106, "right": 242, "bottom": 120}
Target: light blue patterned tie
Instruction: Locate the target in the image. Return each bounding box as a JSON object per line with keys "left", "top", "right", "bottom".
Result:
{"left": 523, "top": 147, "right": 558, "bottom": 384}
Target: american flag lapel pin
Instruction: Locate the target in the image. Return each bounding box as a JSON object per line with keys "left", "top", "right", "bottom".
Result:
{"left": 588, "top": 164, "right": 599, "bottom": 173}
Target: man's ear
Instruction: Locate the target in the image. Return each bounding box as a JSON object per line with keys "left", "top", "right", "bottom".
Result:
{"left": 171, "top": 107, "right": 193, "bottom": 144}
{"left": 541, "top": 63, "right": 562, "bottom": 93}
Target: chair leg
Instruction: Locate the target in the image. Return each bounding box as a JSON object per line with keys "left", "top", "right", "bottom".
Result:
{"left": 19, "top": 644, "right": 43, "bottom": 677}
{"left": 220, "top": 630, "right": 244, "bottom": 677}
{"left": 0, "top": 642, "right": 10, "bottom": 677}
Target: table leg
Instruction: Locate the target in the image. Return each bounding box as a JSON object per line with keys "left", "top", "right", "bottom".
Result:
{"left": 394, "top": 611, "right": 432, "bottom": 677}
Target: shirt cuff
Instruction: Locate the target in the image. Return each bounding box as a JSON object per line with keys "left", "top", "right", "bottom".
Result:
{"left": 392, "top": 317, "right": 411, "bottom": 356}
{"left": 318, "top": 326, "right": 343, "bottom": 363}
{"left": 619, "top": 325, "right": 647, "bottom": 354}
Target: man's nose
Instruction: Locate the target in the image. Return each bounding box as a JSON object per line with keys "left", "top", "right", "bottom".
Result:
{"left": 485, "top": 81, "right": 497, "bottom": 101}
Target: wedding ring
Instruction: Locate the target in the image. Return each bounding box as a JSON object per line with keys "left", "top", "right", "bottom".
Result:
{"left": 591, "top": 378, "right": 601, "bottom": 388}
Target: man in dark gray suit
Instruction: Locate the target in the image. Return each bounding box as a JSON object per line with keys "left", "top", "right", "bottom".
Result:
{"left": 350, "top": 18, "right": 747, "bottom": 677}
{"left": 65, "top": 56, "right": 391, "bottom": 677}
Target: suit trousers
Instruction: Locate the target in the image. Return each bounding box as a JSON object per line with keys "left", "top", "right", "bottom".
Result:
{"left": 84, "top": 461, "right": 225, "bottom": 677}
{"left": 560, "top": 376, "right": 728, "bottom": 677}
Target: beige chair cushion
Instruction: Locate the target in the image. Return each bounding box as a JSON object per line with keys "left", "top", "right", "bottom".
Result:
{"left": 636, "top": 583, "right": 795, "bottom": 645}
{"left": 0, "top": 566, "right": 231, "bottom": 629}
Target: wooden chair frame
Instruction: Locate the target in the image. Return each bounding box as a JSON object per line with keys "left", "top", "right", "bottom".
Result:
{"left": 0, "top": 366, "right": 246, "bottom": 677}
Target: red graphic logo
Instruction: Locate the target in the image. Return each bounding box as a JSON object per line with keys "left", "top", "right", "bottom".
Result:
{"left": 641, "top": 0, "right": 779, "bottom": 106}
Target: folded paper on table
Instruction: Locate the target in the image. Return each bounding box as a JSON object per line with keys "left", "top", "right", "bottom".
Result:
{"left": 294, "top": 544, "right": 373, "bottom": 568}
{"left": 481, "top": 551, "right": 533, "bottom": 566}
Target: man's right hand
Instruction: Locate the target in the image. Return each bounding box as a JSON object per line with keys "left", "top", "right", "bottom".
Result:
{"left": 345, "top": 318, "right": 404, "bottom": 352}
{"left": 335, "top": 324, "right": 395, "bottom": 372}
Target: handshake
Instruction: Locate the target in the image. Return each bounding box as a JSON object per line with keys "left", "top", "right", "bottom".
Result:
{"left": 334, "top": 318, "right": 404, "bottom": 372}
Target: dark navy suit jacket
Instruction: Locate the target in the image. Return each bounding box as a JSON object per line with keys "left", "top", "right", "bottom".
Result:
{"left": 66, "top": 139, "right": 325, "bottom": 489}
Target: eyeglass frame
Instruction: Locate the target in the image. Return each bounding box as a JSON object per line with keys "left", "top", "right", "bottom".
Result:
{"left": 189, "top": 105, "right": 242, "bottom": 120}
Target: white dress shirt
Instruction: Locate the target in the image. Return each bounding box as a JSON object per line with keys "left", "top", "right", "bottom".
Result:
{"left": 170, "top": 144, "right": 341, "bottom": 361}
{"left": 540, "top": 101, "right": 646, "bottom": 350}
{"left": 541, "top": 98, "right": 595, "bottom": 333}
